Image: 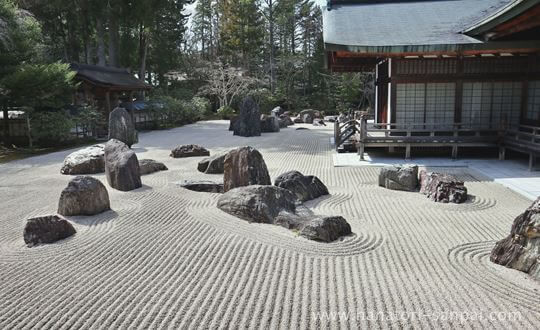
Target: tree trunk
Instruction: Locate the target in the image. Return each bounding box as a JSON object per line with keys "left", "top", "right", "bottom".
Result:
{"left": 268, "top": 0, "right": 276, "bottom": 94}
{"left": 96, "top": 16, "right": 106, "bottom": 66}
{"left": 138, "top": 25, "right": 148, "bottom": 82}
{"left": 108, "top": 10, "right": 120, "bottom": 67}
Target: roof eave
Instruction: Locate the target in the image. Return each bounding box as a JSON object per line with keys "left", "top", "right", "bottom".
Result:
{"left": 464, "top": 0, "right": 540, "bottom": 36}
{"left": 324, "top": 40, "right": 540, "bottom": 56}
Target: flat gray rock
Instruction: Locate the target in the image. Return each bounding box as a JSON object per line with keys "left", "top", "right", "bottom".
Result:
{"left": 61, "top": 145, "right": 104, "bottom": 175}
{"left": 139, "top": 159, "right": 168, "bottom": 175}
{"left": 170, "top": 144, "right": 210, "bottom": 158}
{"left": 378, "top": 165, "right": 418, "bottom": 192}
{"left": 177, "top": 180, "right": 224, "bottom": 193}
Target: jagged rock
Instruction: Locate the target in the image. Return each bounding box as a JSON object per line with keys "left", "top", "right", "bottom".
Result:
{"left": 419, "top": 171, "right": 467, "bottom": 203}
{"left": 108, "top": 107, "right": 138, "bottom": 147}
{"left": 58, "top": 176, "right": 110, "bottom": 216}
{"left": 274, "top": 171, "right": 329, "bottom": 202}
{"left": 198, "top": 153, "right": 226, "bottom": 174}
{"left": 23, "top": 215, "right": 76, "bottom": 247}
{"left": 260, "top": 114, "right": 280, "bottom": 133}
{"left": 378, "top": 165, "right": 418, "bottom": 192}
{"left": 60, "top": 145, "right": 105, "bottom": 175}
{"left": 217, "top": 185, "right": 352, "bottom": 242}
{"left": 218, "top": 185, "right": 298, "bottom": 223}
{"left": 302, "top": 113, "right": 314, "bottom": 124}
{"left": 279, "top": 115, "right": 294, "bottom": 126}
{"left": 271, "top": 106, "right": 283, "bottom": 117}
{"left": 170, "top": 144, "right": 210, "bottom": 158}
{"left": 104, "top": 139, "right": 142, "bottom": 192}
{"left": 223, "top": 146, "right": 271, "bottom": 192}
{"left": 293, "top": 117, "right": 304, "bottom": 124}
{"left": 139, "top": 159, "right": 168, "bottom": 175}
{"left": 491, "top": 197, "right": 540, "bottom": 280}
{"left": 177, "top": 180, "right": 224, "bottom": 193}
{"left": 233, "top": 97, "right": 261, "bottom": 137}
{"left": 299, "top": 216, "right": 352, "bottom": 243}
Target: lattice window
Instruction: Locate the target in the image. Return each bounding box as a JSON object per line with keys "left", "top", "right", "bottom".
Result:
{"left": 462, "top": 82, "right": 521, "bottom": 128}
{"left": 396, "top": 83, "right": 425, "bottom": 125}
{"left": 396, "top": 83, "right": 455, "bottom": 126}
{"left": 527, "top": 81, "right": 540, "bottom": 122}
{"left": 425, "top": 83, "right": 455, "bottom": 125}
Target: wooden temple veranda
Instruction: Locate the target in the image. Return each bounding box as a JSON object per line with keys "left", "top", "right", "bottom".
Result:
{"left": 325, "top": 0, "right": 540, "bottom": 168}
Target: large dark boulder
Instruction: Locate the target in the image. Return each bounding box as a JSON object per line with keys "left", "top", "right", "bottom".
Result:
{"left": 104, "top": 139, "right": 142, "bottom": 192}
{"left": 419, "top": 170, "right": 467, "bottom": 203}
{"left": 299, "top": 216, "right": 352, "bottom": 243}
{"left": 274, "top": 171, "right": 329, "bottom": 202}
{"left": 198, "top": 153, "right": 226, "bottom": 174}
{"left": 260, "top": 114, "right": 280, "bottom": 133}
{"left": 58, "top": 176, "right": 110, "bottom": 216}
{"left": 279, "top": 115, "right": 294, "bottom": 126}
{"left": 218, "top": 185, "right": 297, "bottom": 223}
{"left": 217, "top": 185, "right": 352, "bottom": 242}
{"left": 378, "top": 165, "right": 418, "bottom": 192}
{"left": 177, "top": 180, "right": 224, "bottom": 193}
{"left": 108, "top": 107, "right": 138, "bottom": 147}
{"left": 223, "top": 146, "right": 271, "bottom": 192}
{"left": 299, "top": 109, "right": 320, "bottom": 124}
{"left": 60, "top": 145, "right": 105, "bottom": 175}
{"left": 491, "top": 197, "right": 539, "bottom": 280}
{"left": 170, "top": 144, "right": 210, "bottom": 158}
{"left": 233, "top": 97, "right": 261, "bottom": 137}
{"left": 24, "top": 215, "right": 76, "bottom": 247}
{"left": 139, "top": 159, "right": 168, "bottom": 175}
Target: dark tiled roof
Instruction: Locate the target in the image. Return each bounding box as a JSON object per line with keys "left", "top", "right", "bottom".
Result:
{"left": 71, "top": 63, "right": 151, "bottom": 90}
{"left": 323, "top": 0, "right": 513, "bottom": 48}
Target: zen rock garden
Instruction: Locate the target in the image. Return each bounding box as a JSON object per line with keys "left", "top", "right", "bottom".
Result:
{"left": 378, "top": 164, "right": 468, "bottom": 203}
{"left": 229, "top": 96, "right": 327, "bottom": 137}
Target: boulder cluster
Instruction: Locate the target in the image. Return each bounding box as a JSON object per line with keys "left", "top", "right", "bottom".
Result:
{"left": 229, "top": 98, "right": 297, "bottom": 137}
{"left": 490, "top": 197, "right": 539, "bottom": 280}
{"left": 378, "top": 165, "right": 468, "bottom": 204}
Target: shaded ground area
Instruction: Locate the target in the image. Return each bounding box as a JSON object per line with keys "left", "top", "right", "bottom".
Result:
{"left": 0, "top": 120, "right": 538, "bottom": 328}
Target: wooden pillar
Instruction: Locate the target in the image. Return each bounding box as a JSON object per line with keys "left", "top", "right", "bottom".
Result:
{"left": 499, "top": 146, "right": 506, "bottom": 161}
{"left": 2, "top": 102, "right": 10, "bottom": 147}
{"left": 529, "top": 153, "right": 535, "bottom": 171}
{"left": 454, "top": 56, "right": 464, "bottom": 125}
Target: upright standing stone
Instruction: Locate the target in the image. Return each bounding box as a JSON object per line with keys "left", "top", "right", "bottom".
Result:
{"left": 271, "top": 106, "right": 283, "bottom": 117}
{"left": 104, "top": 139, "right": 142, "bottom": 191}
{"left": 233, "top": 97, "right": 261, "bottom": 137}
{"left": 223, "top": 146, "right": 271, "bottom": 192}
{"left": 58, "top": 176, "right": 110, "bottom": 216}
{"left": 109, "top": 107, "right": 138, "bottom": 147}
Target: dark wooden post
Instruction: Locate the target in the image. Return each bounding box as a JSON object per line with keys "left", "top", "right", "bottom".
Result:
{"left": 2, "top": 101, "right": 10, "bottom": 147}
{"left": 358, "top": 115, "right": 367, "bottom": 160}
